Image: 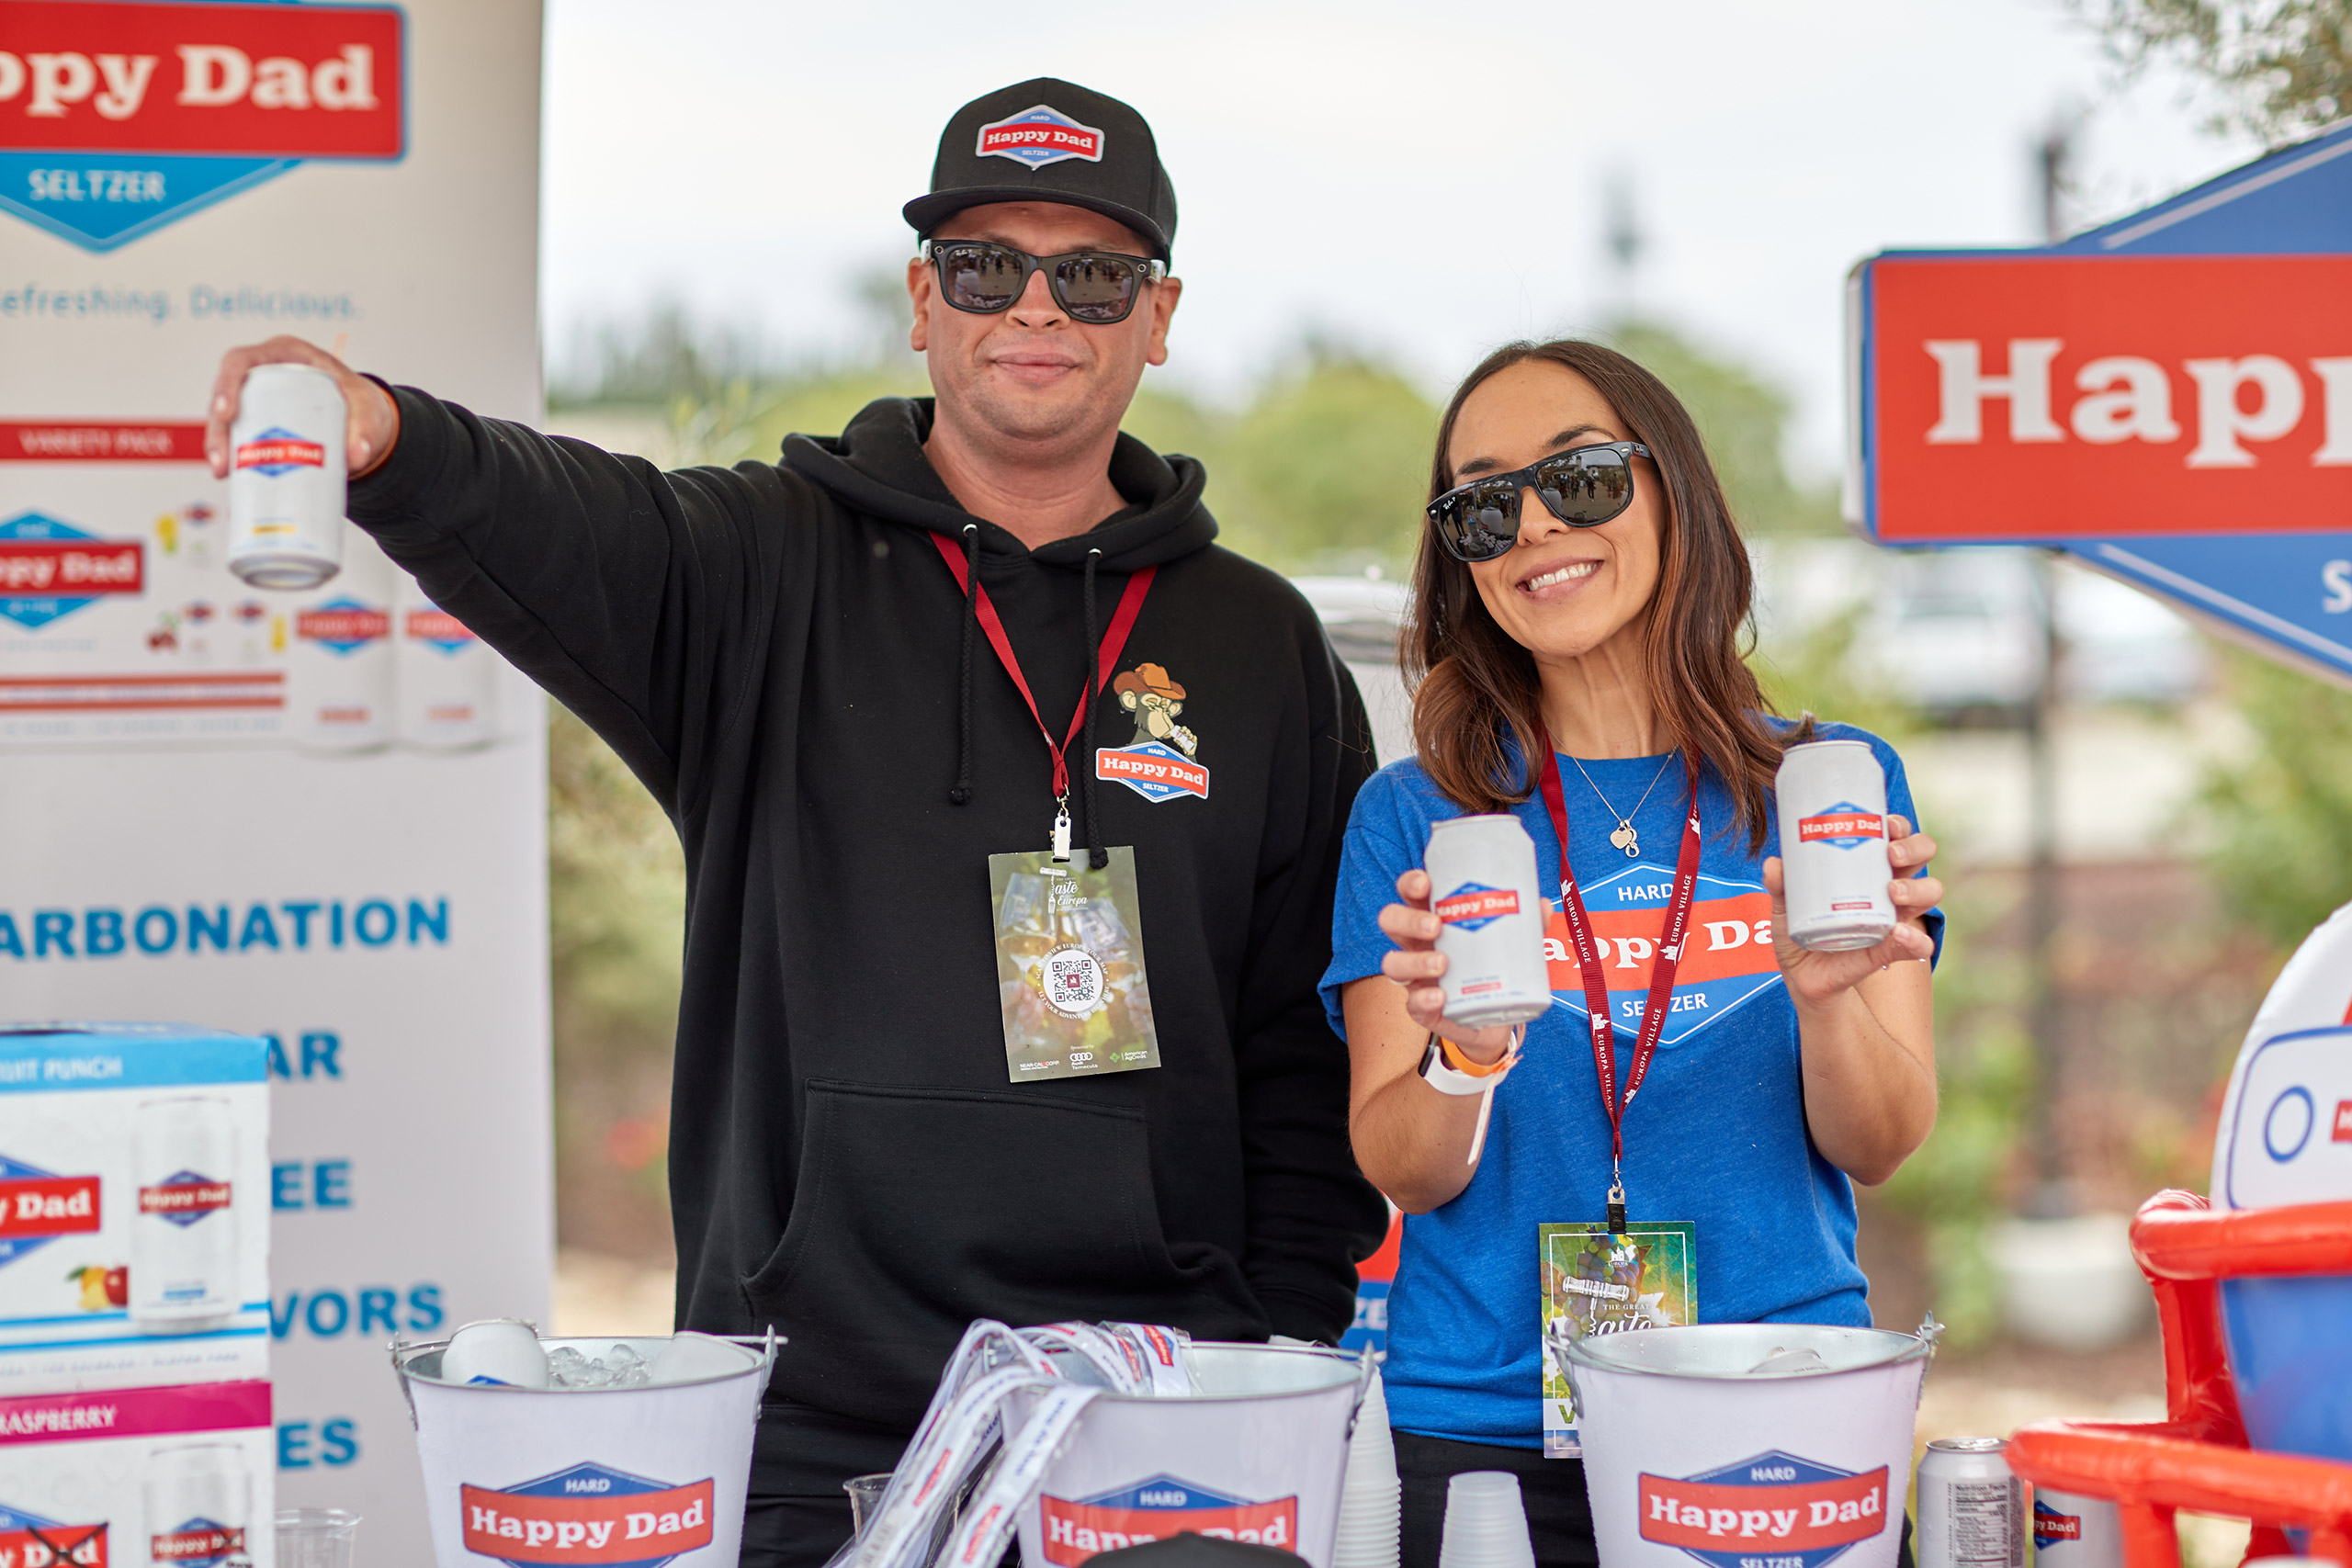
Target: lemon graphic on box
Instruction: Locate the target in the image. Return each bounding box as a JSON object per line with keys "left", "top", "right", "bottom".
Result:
{"left": 68, "top": 1265, "right": 128, "bottom": 1312}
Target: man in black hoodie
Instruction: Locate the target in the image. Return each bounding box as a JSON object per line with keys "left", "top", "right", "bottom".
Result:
{"left": 204, "top": 78, "right": 1387, "bottom": 1564}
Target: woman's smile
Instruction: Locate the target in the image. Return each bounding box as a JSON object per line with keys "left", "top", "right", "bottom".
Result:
{"left": 1514, "top": 556, "right": 1602, "bottom": 599}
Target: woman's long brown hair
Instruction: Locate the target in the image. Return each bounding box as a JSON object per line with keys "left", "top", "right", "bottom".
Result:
{"left": 1406, "top": 338, "right": 1793, "bottom": 852}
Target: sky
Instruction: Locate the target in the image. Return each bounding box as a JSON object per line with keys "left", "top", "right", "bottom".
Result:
{"left": 538, "top": 0, "right": 2262, "bottom": 476}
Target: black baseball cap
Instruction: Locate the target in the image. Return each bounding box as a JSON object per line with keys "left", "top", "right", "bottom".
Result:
{"left": 903, "top": 78, "right": 1177, "bottom": 261}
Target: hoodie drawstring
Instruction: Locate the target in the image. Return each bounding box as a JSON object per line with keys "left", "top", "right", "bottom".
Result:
{"left": 1082, "top": 549, "right": 1106, "bottom": 871}
{"left": 949, "top": 523, "right": 980, "bottom": 807}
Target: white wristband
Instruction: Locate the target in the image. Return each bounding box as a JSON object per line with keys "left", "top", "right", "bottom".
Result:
{"left": 1417, "top": 1032, "right": 1518, "bottom": 1097}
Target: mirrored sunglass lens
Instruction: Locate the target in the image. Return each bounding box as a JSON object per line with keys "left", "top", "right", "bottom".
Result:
{"left": 1053, "top": 256, "right": 1139, "bottom": 321}
{"left": 1432, "top": 482, "right": 1518, "bottom": 559}
{"left": 1536, "top": 451, "right": 1632, "bottom": 522}
{"left": 941, "top": 246, "right": 1024, "bottom": 310}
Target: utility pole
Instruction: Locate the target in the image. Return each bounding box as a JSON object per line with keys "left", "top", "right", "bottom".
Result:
{"left": 2023, "top": 119, "right": 2074, "bottom": 1217}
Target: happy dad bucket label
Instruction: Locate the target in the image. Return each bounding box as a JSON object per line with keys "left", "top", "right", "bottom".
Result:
{"left": 1638, "top": 1450, "right": 1888, "bottom": 1568}
{"left": 459, "top": 1461, "right": 714, "bottom": 1567}
{"left": 1038, "top": 1474, "right": 1296, "bottom": 1565}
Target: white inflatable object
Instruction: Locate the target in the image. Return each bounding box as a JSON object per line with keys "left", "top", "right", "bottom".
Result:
{"left": 2211, "top": 898, "right": 2352, "bottom": 1209}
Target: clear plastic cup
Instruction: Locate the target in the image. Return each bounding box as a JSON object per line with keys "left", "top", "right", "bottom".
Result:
{"left": 843, "top": 1473, "right": 890, "bottom": 1534}
{"left": 1439, "top": 1472, "right": 1535, "bottom": 1568}
{"left": 277, "top": 1508, "right": 361, "bottom": 1568}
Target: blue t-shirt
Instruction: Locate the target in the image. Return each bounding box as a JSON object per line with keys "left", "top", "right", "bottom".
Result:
{"left": 1318, "top": 723, "right": 1940, "bottom": 1449}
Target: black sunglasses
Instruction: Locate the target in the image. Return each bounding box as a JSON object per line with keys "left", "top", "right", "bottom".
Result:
{"left": 922, "top": 240, "right": 1167, "bottom": 325}
{"left": 1425, "top": 441, "right": 1652, "bottom": 563}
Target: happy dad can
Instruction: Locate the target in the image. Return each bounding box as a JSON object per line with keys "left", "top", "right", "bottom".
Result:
{"left": 228, "top": 363, "right": 346, "bottom": 591}
{"left": 1775, "top": 739, "right": 1898, "bottom": 952}
{"left": 1425, "top": 814, "right": 1550, "bottom": 1027}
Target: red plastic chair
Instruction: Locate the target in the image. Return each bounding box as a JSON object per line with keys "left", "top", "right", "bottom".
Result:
{"left": 2004, "top": 1190, "right": 2352, "bottom": 1568}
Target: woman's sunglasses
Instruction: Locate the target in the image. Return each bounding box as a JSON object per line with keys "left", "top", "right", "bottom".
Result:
{"left": 1426, "top": 440, "right": 1652, "bottom": 563}
{"left": 922, "top": 240, "right": 1167, "bottom": 325}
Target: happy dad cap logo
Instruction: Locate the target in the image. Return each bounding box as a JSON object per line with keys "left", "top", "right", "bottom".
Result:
{"left": 975, "top": 105, "right": 1105, "bottom": 168}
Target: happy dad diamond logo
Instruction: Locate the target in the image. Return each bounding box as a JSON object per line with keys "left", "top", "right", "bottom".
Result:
{"left": 0, "top": 0, "right": 406, "bottom": 253}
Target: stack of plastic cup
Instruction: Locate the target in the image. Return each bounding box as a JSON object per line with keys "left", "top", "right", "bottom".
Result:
{"left": 277, "top": 1508, "right": 362, "bottom": 1568}
{"left": 1439, "top": 1472, "right": 1536, "bottom": 1568}
{"left": 1332, "top": 1365, "right": 1401, "bottom": 1568}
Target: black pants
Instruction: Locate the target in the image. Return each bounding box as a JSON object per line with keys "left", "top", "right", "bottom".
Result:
{"left": 740, "top": 1401, "right": 914, "bottom": 1568}
{"left": 1396, "top": 1432, "right": 1916, "bottom": 1568}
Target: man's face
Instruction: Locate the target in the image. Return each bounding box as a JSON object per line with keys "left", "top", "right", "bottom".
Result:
{"left": 909, "top": 201, "right": 1182, "bottom": 447}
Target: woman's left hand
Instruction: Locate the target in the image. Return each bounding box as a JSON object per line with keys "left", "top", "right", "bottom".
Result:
{"left": 1760, "top": 816, "right": 1941, "bottom": 1007}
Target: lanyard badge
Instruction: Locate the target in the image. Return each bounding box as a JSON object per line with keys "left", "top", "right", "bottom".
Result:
{"left": 1531, "top": 728, "right": 1704, "bottom": 1458}
{"left": 933, "top": 534, "right": 1166, "bottom": 1084}
{"left": 1535, "top": 727, "right": 1702, "bottom": 1233}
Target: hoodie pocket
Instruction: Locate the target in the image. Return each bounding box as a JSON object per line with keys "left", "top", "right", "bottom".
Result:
{"left": 747, "top": 1079, "right": 1262, "bottom": 1425}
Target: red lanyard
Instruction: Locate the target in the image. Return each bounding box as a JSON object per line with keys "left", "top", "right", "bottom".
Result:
{"left": 1535, "top": 728, "right": 1703, "bottom": 1230}
{"left": 932, "top": 532, "right": 1155, "bottom": 826}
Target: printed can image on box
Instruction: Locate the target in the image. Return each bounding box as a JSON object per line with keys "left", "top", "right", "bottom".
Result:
{"left": 0, "top": 1379, "right": 275, "bottom": 1568}
{"left": 0, "top": 1025, "right": 269, "bottom": 1394}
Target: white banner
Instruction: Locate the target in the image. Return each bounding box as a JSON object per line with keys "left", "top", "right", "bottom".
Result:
{"left": 0, "top": 1, "right": 551, "bottom": 1561}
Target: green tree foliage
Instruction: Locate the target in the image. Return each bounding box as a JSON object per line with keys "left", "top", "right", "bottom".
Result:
{"left": 1605, "top": 320, "right": 1844, "bottom": 537}
{"left": 2198, "top": 650, "right": 2352, "bottom": 942}
{"left": 2077, "top": 0, "right": 2352, "bottom": 141}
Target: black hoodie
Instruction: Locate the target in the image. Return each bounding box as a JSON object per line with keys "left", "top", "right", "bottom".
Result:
{"left": 347, "top": 389, "right": 1388, "bottom": 1431}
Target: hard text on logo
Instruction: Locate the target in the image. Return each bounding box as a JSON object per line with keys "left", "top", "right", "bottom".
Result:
{"left": 140, "top": 1172, "right": 231, "bottom": 1226}
{"left": 975, "top": 105, "right": 1105, "bottom": 168}
{"left": 1869, "top": 254, "right": 2352, "bottom": 541}
{"left": 232, "top": 429, "right": 325, "bottom": 475}
{"left": 2032, "top": 1501, "right": 2083, "bottom": 1549}
{"left": 152, "top": 1520, "right": 243, "bottom": 1565}
{"left": 295, "top": 598, "right": 390, "bottom": 654}
{"left": 1639, "top": 1452, "right": 1888, "bottom": 1568}
{"left": 1435, "top": 884, "right": 1521, "bottom": 931}
{"left": 461, "top": 1464, "right": 713, "bottom": 1568}
{"left": 0, "top": 0, "right": 405, "bottom": 253}
{"left": 0, "top": 1505, "right": 107, "bottom": 1568}
{"left": 0, "top": 1157, "right": 100, "bottom": 1256}
{"left": 2335, "top": 1099, "right": 2352, "bottom": 1144}
{"left": 0, "top": 513, "right": 144, "bottom": 631}
{"left": 1096, "top": 743, "right": 1210, "bottom": 802}
{"left": 1039, "top": 1476, "right": 1295, "bottom": 1568}
{"left": 1795, "top": 807, "right": 1885, "bottom": 849}
{"left": 1545, "top": 867, "right": 1783, "bottom": 1045}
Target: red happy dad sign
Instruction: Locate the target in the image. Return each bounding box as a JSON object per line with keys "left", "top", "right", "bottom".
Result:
{"left": 0, "top": 1, "right": 404, "bottom": 159}
{"left": 1869, "top": 254, "right": 2352, "bottom": 542}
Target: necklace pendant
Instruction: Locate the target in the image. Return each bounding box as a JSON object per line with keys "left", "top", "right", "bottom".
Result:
{"left": 1610, "top": 821, "right": 1638, "bottom": 856}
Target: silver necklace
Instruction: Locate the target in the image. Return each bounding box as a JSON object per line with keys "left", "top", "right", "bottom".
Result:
{"left": 1568, "top": 751, "right": 1677, "bottom": 858}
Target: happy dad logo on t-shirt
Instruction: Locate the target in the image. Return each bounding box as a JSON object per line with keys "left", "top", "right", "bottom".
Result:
{"left": 1545, "top": 863, "right": 1781, "bottom": 1046}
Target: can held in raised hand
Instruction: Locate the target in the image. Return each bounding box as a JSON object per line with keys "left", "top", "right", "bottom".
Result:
{"left": 1424, "top": 814, "right": 1549, "bottom": 1028}
{"left": 2031, "top": 1488, "right": 2121, "bottom": 1568}
{"left": 228, "top": 363, "right": 345, "bottom": 591}
{"left": 145, "top": 1441, "right": 251, "bottom": 1568}
{"left": 1775, "top": 739, "right": 1898, "bottom": 952}
{"left": 131, "top": 1097, "right": 241, "bottom": 1332}
{"left": 1916, "top": 1436, "right": 2024, "bottom": 1568}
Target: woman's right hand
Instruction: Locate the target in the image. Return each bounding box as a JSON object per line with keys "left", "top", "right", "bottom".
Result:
{"left": 1376, "top": 868, "right": 1526, "bottom": 1066}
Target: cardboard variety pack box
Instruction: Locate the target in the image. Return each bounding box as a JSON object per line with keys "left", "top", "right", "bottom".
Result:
{"left": 0, "top": 1025, "right": 270, "bottom": 1396}
{"left": 0, "top": 1378, "right": 276, "bottom": 1567}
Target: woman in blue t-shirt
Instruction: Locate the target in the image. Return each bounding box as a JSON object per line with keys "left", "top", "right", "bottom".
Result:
{"left": 1321, "top": 340, "right": 1945, "bottom": 1568}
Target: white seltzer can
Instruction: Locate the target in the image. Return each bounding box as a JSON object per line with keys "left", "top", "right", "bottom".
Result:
{"left": 228, "top": 363, "right": 346, "bottom": 591}
{"left": 144, "top": 1441, "right": 252, "bottom": 1568}
{"left": 1775, "top": 739, "right": 1898, "bottom": 952}
{"left": 130, "top": 1097, "right": 241, "bottom": 1331}
{"left": 1425, "top": 814, "right": 1550, "bottom": 1027}
{"left": 2031, "top": 1487, "right": 2122, "bottom": 1568}
{"left": 1917, "top": 1436, "right": 2025, "bottom": 1568}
